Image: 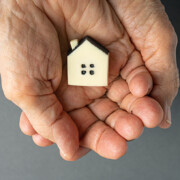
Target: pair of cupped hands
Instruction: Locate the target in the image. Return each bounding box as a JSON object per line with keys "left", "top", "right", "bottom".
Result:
{"left": 0, "top": 0, "right": 179, "bottom": 161}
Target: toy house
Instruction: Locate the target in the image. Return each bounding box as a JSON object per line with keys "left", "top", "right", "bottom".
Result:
{"left": 67, "top": 36, "right": 109, "bottom": 86}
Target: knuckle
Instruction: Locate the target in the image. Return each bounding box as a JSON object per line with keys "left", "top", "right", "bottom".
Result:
{"left": 2, "top": 79, "right": 19, "bottom": 103}
{"left": 3, "top": 87, "right": 15, "bottom": 101}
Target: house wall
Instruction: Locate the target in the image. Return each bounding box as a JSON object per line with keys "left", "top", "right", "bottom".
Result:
{"left": 68, "top": 41, "right": 109, "bottom": 86}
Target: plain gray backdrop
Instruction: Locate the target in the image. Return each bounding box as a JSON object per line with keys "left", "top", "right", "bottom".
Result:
{"left": 0, "top": 0, "right": 179, "bottom": 180}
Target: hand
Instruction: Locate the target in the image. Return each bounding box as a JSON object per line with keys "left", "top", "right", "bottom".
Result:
{"left": 0, "top": 0, "right": 178, "bottom": 161}
{"left": 109, "top": 0, "right": 179, "bottom": 128}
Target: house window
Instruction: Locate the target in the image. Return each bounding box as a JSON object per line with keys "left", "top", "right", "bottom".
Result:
{"left": 90, "top": 70, "right": 94, "bottom": 75}
{"left": 81, "top": 70, "right": 86, "bottom": 75}
{"left": 90, "top": 64, "right": 95, "bottom": 68}
{"left": 81, "top": 64, "right": 95, "bottom": 75}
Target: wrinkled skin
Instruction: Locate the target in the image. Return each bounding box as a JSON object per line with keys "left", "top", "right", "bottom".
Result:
{"left": 0, "top": 0, "right": 179, "bottom": 161}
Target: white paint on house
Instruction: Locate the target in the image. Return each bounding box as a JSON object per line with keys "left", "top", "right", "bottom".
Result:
{"left": 67, "top": 38, "right": 109, "bottom": 86}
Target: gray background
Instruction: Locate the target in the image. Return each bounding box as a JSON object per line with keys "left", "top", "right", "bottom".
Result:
{"left": 0, "top": 0, "right": 179, "bottom": 180}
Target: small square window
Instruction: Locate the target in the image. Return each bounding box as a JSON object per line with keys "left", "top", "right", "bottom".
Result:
{"left": 90, "top": 70, "right": 95, "bottom": 75}
{"left": 81, "top": 64, "right": 86, "bottom": 68}
{"left": 90, "top": 64, "right": 95, "bottom": 68}
{"left": 81, "top": 70, "right": 86, "bottom": 75}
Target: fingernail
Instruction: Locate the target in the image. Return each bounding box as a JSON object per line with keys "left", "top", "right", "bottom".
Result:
{"left": 166, "top": 107, "right": 172, "bottom": 125}
{"left": 127, "top": 139, "right": 135, "bottom": 143}
{"left": 55, "top": 143, "right": 68, "bottom": 158}
{"left": 60, "top": 149, "right": 68, "bottom": 159}
{"left": 57, "top": 143, "right": 78, "bottom": 161}
{"left": 147, "top": 86, "right": 153, "bottom": 95}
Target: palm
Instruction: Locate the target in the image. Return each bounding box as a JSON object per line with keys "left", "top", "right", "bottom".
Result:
{"left": 55, "top": 0, "right": 146, "bottom": 112}
{"left": 15, "top": 0, "right": 167, "bottom": 160}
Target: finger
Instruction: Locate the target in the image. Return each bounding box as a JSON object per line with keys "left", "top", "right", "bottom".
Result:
{"left": 32, "top": 134, "right": 54, "bottom": 147}
{"left": 144, "top": 45, "right": 178, "bottom": 128}
{"left": 20, "top": 111, "right": 54, "bottom": 147}
{"left": 69, "top": 108, "right": 127, "bottom": 160}
{"left": 88, "top": 98, "right": 119, "bottom": 121}
{"left": 120, "top": 94, "right": 163, "bottom": 128}
{"left": 106, "top": 110, "right": 144, "bottom": 141}
{"left": 69, "top": 108, "right": 98, "bottom": 138}
{"left": 158, "top": 107, "right": 171, "bottom": 129}
{"left": 150, "top": 85, "right": 173, "bottom": 129}
{"left": 80, "top": 121, "right": 128, "bottom": 160}
{"left": 121, "top": 51, "right": 153, "bottom": 97}
{"left": 107, "top": 78, "right": 130, "bottom": 103}
{"left": 89, "top": 99, "right": 144, "bottom": 141}
{"left": 19, "top": 111, "right": 36, "bottom": 136}
{"left": 126, "top": 66, "right": 153, "bottom": 97}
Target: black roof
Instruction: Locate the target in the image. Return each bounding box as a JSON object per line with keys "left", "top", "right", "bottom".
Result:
{"left": 67, "top": 36, "right": 109, "bottom": 56}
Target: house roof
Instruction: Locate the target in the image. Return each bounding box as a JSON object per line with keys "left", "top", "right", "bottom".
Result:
{"left": 67, "top": 36, "right": 109, "bottom": 56}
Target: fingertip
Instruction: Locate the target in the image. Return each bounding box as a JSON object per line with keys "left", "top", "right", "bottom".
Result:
{"left": 80, "top": 122, "right": 128, "bottom": 160}
{"left": 52, "top": 112, "right": 79, "bottom": 160}
{"left": 132, "top": 97, "right": 164, "bottom": 128}
{"left": 60, "top": 147, "right": 90, "bottom": 161}
{"left": 32, "top": 134, "right": 54, "bottom": 147}
{"left": 107, "top": 78, "right": 130, "bottom": 103}
{"left": 19, "top": 112, "right": 36, "bottom": 136}
{"left": 159, "top": 120, "right": 171, "bottom": 129}
{"left": 115, "top": 112, "right": 144, "bottom": 141}
{"left": 97, "top": 128, "right": 128, "bottom": 160}
{"left": 128, "top": 71, "right": 153, "bottom": 97}
{"left": 110, "top": 137, "right": 128, "bottom": 160}
{"left": 159, "top": 106, "right": 172, "bottom": 129}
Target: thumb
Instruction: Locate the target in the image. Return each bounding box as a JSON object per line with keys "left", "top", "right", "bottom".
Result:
{"left": 150, "top": 85, "right": 176, "bottom": 129}
{"left": 145, "top": 37, "right": 179, "bottom": 128}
